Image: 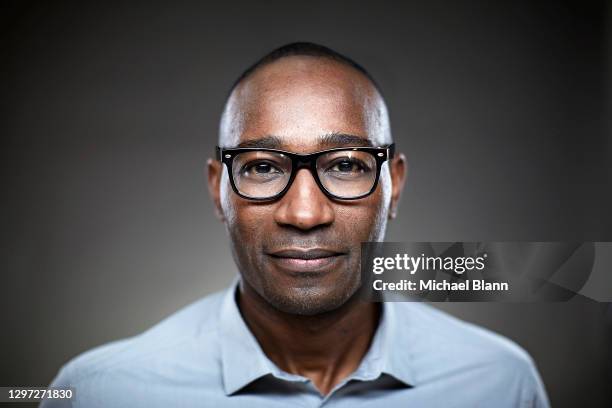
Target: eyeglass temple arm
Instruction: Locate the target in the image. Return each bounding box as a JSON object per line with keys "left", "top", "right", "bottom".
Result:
{"left": 388, "top": 143, "right": 396, "bottom": 159}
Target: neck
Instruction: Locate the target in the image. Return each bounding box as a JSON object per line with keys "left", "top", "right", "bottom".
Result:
{"left": 237, "top": 278, "right": 381, "bottom": 396}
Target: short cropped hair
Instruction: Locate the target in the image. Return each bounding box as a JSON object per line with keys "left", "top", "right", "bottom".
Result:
{"left": 229, "top": 42, "right": 382, "bottom": 95}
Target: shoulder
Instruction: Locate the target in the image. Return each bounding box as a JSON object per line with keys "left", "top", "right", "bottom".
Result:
{"left": 389, "top": 302, "right": 549, "bottom": 406}
{"left": 392, "top": 302, "right": 540, "bottom": 379}
{"left": 51, "top": 288, "right": 227, "bottom": 387}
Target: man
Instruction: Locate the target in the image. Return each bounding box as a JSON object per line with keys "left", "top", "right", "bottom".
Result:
{"left": 44, "top": 42, "right": 549, "bottom": 407}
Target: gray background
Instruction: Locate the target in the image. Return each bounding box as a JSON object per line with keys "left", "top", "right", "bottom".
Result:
{"left": 1, "top": 0, "right": 611, "bottom": 407}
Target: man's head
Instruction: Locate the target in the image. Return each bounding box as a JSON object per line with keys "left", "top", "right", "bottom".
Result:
{"left": 208, "top": 42, "right": 406, "bottom": 315}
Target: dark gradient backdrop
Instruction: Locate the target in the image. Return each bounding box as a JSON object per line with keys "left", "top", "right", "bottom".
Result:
{"left": 1, "top": 1, "right": 611, "bottom": 407}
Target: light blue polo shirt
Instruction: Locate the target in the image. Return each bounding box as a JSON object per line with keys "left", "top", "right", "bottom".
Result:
{"left": 43, "top": 277, "right": 549, "bottom": 407}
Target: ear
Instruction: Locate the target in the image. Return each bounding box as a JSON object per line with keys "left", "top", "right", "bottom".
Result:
{"left": 388, "top": 153, "right": 407, "bottom": 219}
{"left": 207, "top": 158, "right": 225, "bottom": 222}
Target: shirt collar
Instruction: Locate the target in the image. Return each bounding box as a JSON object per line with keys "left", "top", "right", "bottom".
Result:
{"left": 343, "top": 298, "right": 416, "bottom": 388}
{"left": 219, "top": 277, "right": 416, "bottom": 395}
{"left": 219, "top": 276, "right": 275, "bottom": 395}
{"left": 377, "top": 300, "right": 418, "bottom": 387}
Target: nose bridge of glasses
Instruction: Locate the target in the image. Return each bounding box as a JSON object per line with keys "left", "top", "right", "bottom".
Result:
{"left": 292, "top": 157, "right": 321, "bottom": 185}
{"left": 295, "top": 155, "right": 315, "bottom": 168}
{"left": 284, "top": 167, "right": 327, "bottom": 205}
{"left": 281, "top": 152, "right": 320, "bottom": 193}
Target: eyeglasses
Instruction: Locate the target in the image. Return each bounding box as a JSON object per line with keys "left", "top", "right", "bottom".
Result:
{"left": 216, "top": 144, "right": 395, "bottom": 201}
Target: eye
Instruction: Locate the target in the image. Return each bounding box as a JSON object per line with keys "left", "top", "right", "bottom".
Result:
{"left": 327, "top": 158, "right": 369, "bottom": 173}
{"left": 242, "top": 161, "right": 283, "bottom": 176}
{"left": 253, "top": 163, "right": 273, "bottom": 174}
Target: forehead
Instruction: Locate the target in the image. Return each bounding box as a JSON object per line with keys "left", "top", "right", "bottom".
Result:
{"left": 221, "top": 56, "right": 388, "bottom": 151}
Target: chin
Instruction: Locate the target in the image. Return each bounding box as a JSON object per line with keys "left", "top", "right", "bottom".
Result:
{"left": 264, "top": 281, "right": 359, "bottom": 316}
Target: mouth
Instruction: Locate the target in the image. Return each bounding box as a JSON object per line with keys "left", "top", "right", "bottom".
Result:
{"left": 266, "top": 248, "right": 347, "bottom": 273}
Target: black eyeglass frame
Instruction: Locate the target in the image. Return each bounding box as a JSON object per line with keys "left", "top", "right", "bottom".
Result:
{"left": 215, "top": 144, "right": 395, "bottom": 201}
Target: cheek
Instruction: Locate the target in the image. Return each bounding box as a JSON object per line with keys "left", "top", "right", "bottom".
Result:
{"left": 378, "top": 163, "right": 393, "bottom": 210}
{"left": 221, "top": 175, "right": 272, "bottom": 248}
{"left": 233, "top": 206, "right": 271, "bottom": 242}
{"left": 219, "top": 170, "right": 235, "bottom": 224}
{"left": 372, "top": 168, "right": 392, "bottom": 240}
{"left": 336, "top": 193, "right": 388, "bottom": 243}
{"left": 346, "top": 167, "right": 391, "bottom": 242}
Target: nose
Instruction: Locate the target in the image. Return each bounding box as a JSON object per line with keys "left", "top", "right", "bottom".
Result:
{"left": 274, "top": 168, "right": 335, "bottom": 231}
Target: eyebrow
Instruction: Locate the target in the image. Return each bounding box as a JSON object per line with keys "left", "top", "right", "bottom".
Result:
{"left": 235, "top": 132, "right": 374, "bottom": 149}
{"left": 319, "top": 132, "right": 373, "bottom": 147}
{"left": 236, "top": 135, "right": 284, "bottom": 149}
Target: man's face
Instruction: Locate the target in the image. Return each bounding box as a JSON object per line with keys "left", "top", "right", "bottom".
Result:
{"left": 209, "top": 56, "right": 405, "bottom": 315}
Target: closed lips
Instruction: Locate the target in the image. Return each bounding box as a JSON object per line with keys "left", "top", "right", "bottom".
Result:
{"left": 267, "top": 248, "right": 347, "bottom": 272}
{"left": 268, "top": 248, "right": 345, "bottom": 259}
